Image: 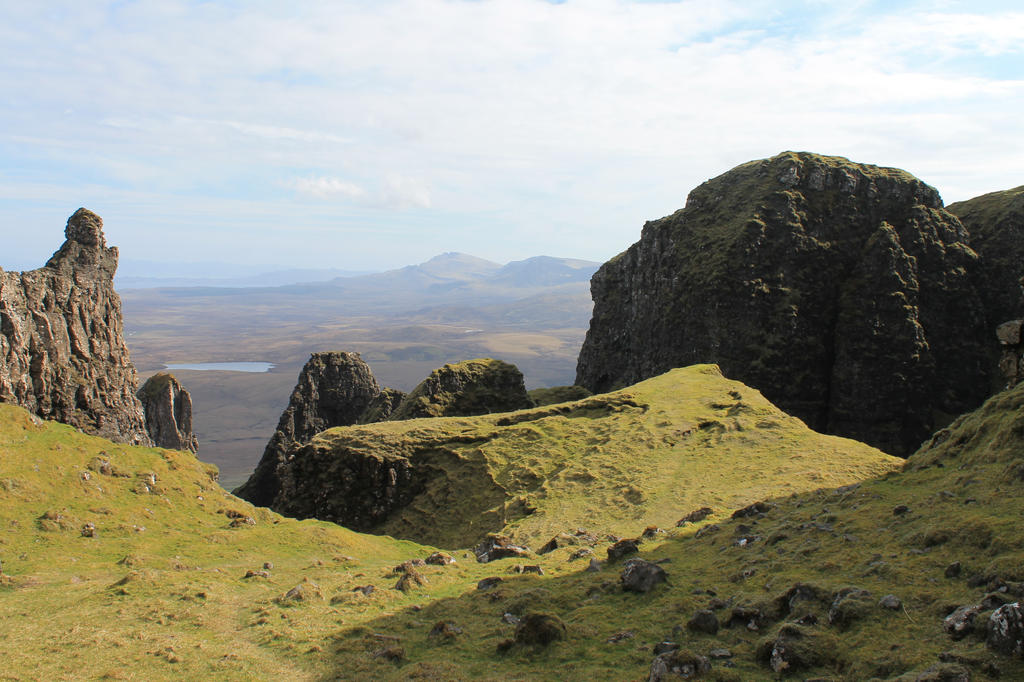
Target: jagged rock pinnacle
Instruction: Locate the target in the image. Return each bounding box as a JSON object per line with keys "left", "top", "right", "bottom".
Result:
{"left": 65, "top": 208, "right": 106, "bottom": 247}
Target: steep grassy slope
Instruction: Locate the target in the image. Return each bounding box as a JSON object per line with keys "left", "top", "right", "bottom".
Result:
{"left": 271, "top": 365, "right": 901, "bottom": 547}
{"left": 323, "top": 381, "right": 1024, "bottom": 680}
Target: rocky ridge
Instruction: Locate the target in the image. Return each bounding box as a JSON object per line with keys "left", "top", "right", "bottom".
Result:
{"left": 576, "top": 152, "right": 992, "bottom": 456}
{"left": 0, "top": 209, "right": 151, "bottom": 444}
{"left": 235, "top": 354, "right": 533, "bottom": 510}
{"left": 137, "top": 372, "right": 199, "bottom": 452}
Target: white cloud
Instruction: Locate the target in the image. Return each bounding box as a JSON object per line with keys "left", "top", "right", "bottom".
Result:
{"left": 290, "top": 177, "right": 369, "bottom": 200}
{"left": 1, "top": 1, "right": 1023, "bottom": 268}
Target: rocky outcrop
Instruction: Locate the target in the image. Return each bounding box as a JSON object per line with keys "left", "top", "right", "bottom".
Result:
{"left": 0, "top": 209, "right": 150, "bottom": 444}
{"left": 576, "top": 152, "right": 990, "bottom": 455}
{"left": 233, "top": 351, "right": 381, "bottom": 506}
{"left": 947, "top": 187, "right": 1024, "bottom": 330}
{"left": 137, "top": 373, "right": 198, "bottom": 452}
{"left": 236, "top": 355, "right": 533, "bottom": 510}
{"left": 998, "top": 320, "right": 1024, "bottom": 388}
{"left": 388, "top": 358, "right": 532, "bottom": 420}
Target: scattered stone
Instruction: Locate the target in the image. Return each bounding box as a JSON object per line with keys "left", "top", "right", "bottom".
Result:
{"left": 501, "top": 613, "right": 520, "bottom": 625}
{"left": 229, "top": 516, "right": 256, "bottom": 528}
{"left": 879, "top": 594, "right": 902, "bottom": 610}
{"left": 243, "top": 570, "right": 270, "bottom": 579}
{"left": 475, "top": 534, "right": 531, "bottom": 563}
{"left": 263, "top": 561, "right": 273, "bottom": 570}
{"left": 687, "top": 609, "right": 719, "bottom": 635}
{"left": 607, "top": 538, "right": 641, "bottom": 562}
{"left": 727, "top": 606, "right": 765, "bottom": 631}
{"left": 648, "top": 649, "right": 711, "bottom": 682}
{"left": 373, "top": 646, "right": 405, "bottom": 662}
{"left": 395, "top": 568, "right": 427, "bottom": 592}
{"left": 621, "top": 558, "right": 667, "bottom": 594}
{"left": 910, "top": 662, "right": 972, "bottom": 681}
{"left": 514, "top": 614, "right": 567, "bottom": 646}
{"left": 676, "top": 507, "right": 713, "bottom": 526}
{"left": 282, "top": 579, "right": 323, "bottom": 602}
{"left": 586, "top": 558, "right": 601, "bottom": 572}
{"left": 352, "top": 585, "right": 375, "bottom": 596}
{"left": 569, "top": 548, "right": 594, "bottom": 561}
{"left": 694, "top": 524, "right": 720, "bottom": 539}
{"left": 893, "top": 505, "right": 910, "bottom": 516}
{"left": 606, "top": 631, "right": 634, "bottom": 644}
{"left": 945, "top": 561, "right": 963, "bottom": 578}
{"left": 987, "top": 601, "right": 1024, "bottom": 657}
{"left": 81, "top": 522, "right": 96, "bottom": 538}
{"left": 477, "top": 577, "right": 504, "bottom": 591}
{"left": 756, "top": 623, "right": 834, "bottom": 674}
{"left": 538, "top": 533, "right": 579, "bottom": 554}
{"left": 428, "top": 621, "right": 462, "bottom": 641}
{"left": 828, "top": 587, "right": 873, "bottom": 629}
{"left": 652, "top": 641, "right": 679, "bottom": 655}
{"left": 392, "top": 559, "right": 426, "bottom": 574}
{"left": 708, "top": 648, "right": 732, "bottom": 659}
{"left": 425, "top": 552, "right": 456, "bottom": 566}
{"left": 510, "top": 565, "right": 544, "bottom": 576}
{"left": 731, "top": 501, "right": 772, "bottom": 519}
{"left": 641, "top": 525, "right": 663, "bottom": 539}
{"left": 943, "top": 604, "right": 982, "bottom": 641}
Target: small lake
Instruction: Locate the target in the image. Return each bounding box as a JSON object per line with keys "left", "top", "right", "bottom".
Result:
{"left": 164, "top": 362, "right": 275, "bottom": 373}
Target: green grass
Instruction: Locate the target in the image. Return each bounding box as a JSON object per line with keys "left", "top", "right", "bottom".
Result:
{"left": 2, "top": 370, "right": 1023, "bottom": 680}
{"left": 293, "top": 364, "right": 900, "bottom": 548}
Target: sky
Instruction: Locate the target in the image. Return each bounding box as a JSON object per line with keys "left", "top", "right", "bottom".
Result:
{"left": 1, "top": 0, "right": 1022, "bottom": 273}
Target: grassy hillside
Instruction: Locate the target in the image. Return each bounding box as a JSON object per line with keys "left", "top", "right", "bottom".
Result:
{"left": 2, "top": 373, "right": 1022, "bottom": 680}
{"left": 278, "top": 365, "right": 901, "bottom": 548}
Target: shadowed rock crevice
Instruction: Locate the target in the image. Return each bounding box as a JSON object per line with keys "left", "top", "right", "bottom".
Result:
{"left": 0, "top": 208, "right": 150, "bottom": 444}
{"left": 576, "top": 152, "right": 991, "bottom": 455}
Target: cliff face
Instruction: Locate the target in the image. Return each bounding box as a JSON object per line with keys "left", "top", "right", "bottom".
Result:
{"left": 947, "top": 186, "right": 1024, "bottom": 330}
{"left": 0, "top": 209, "right": 150, "bottom": 445}
{"left": 138, "top": 373, "right": 199, "bottom": 452}
{"left": 233, "top": 351, "right": 381, "bottom": 506}
{"left": 576, "top": 152, "right": 990, "bottom": 456}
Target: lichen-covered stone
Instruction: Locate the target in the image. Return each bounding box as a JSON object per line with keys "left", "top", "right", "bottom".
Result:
{"left": 0, "top": 208, "right": 150, "bottom": 444}
{"left": 388, "top": 358, "right": 532, "bottom": 420}
{"left": 576, "top": 152, "right": 990, "bottom": 455}
{"left": 138, "top": 373, "right": 198, "bottom": 452}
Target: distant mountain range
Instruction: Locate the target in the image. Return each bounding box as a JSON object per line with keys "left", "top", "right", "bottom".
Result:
{"left": 116, "top": 253, "right": 599, "bottom": 291}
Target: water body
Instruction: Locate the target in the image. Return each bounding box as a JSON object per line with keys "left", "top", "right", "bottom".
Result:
{"left": 164, "top": 362, "right": 275, "bottom": 373}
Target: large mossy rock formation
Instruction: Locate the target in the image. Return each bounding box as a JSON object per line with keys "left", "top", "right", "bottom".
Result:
{"left": 576, "top": 152, "right": 990, "bottom": 455}
{"left": 137, "top": 372, "right": 198, "bottom": 452}
{"left": 947, "top": 186, "right": 1024, "bottom": 328}
{"left": 388, "top": 358, "right": 532, "bottom": 420}
{"left": 234, "top": 351, "right": 382, "bottom": 506}
{"left": 0, "top": 208, "right": 151, "bottom": 445}
{"left": 264, "top": 365, "right": 900, "bottom": 548}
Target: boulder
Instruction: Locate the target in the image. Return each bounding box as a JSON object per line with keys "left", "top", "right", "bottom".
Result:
{"left": 987, "top": 601, "right": 1024, "bottom": 657}
{"left": 621, "top": 558, "right": 667, "bottom": 593}
{"left": 0, "top": 209, "right": 151, "bottom": 444}
{"left": 514, "top": 614, "right": 567, "bottom": 646}
{"left": 577, "top": 152, "right": 990, "bottom": 455}
{"left": 388, "top": 358, "right": 532, "bottom": 420}
{"left": 137, "top": 373, "right": 198, "bottom": 452}
{"left": 648, "top": 649, "right": 711, "bottom": 681}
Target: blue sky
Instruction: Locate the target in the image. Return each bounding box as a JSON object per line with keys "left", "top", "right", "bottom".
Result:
{"left": 1, "top": 0, "right": 1022, "bottom": 272}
